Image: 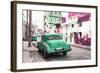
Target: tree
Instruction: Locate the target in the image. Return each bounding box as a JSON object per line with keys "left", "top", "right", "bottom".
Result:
{"left": 25, "top": 10, "right": 29, "bottom": 41}
{"left": 28, "top": 10, "right": 32, "bottom": 47}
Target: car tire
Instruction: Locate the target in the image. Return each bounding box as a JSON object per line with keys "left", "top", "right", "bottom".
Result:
{"left": 63, "top": 52, "right": 67, "bottom": 56}
{"left": 43, "top": 48, "right": 48, "bottom": 58}
{"left": 38, "top": 49, "right": 41, "bottom": 52}
{"left": 37, "top": 46, "right": 41, "bottom": 53}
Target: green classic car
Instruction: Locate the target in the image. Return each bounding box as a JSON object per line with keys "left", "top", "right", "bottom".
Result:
{"left": 37, "top": 33, "right": 71, "bottom": 57}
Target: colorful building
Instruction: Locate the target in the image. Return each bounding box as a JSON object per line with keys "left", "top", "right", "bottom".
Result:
{"left": 44, "top": 11, "right": 66, "bottom": 33}
{"left": 66, "top": 12, "right": 91, "bottom": 46}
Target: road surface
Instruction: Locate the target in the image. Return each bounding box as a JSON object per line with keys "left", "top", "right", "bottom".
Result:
{"left": 22, "top": 44, "right": 91, "bottom": 63}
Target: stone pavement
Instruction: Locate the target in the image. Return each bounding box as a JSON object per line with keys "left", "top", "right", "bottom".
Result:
{"left": 22, "top": 41, "right": 45, "bottom": 63}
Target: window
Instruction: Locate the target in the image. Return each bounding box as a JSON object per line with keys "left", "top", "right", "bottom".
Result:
{"left": 50, "top": 18, "right": 52, "bottom": 22}
{"left": 79, "top": 32, "right": 82, "bottom": 38}
{"left": 72, "top": 24, "right": 74, "bottom": 27}
{"left": 79, "top": 22, "right": 82, "bottom": 27}
{"left": 44, "top": 23, "right": 46, "bottom": 25}
{"left": 78, "top": 21, "right": 82, "bottom": 27}
{"left": 44, "top": 16, "right": 46, "bottom": 21}
{"left": 56, "top": 18, "right": 59, "bottom": 22}
{"left": 47, "top": 35, "right": 62, "bottom": 40}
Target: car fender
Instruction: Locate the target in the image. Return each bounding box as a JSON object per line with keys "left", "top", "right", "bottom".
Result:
{"left": 42, "top": 43, "right": 50, "bottom": 52}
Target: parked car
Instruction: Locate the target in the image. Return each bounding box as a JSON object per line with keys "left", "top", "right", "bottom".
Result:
{"left": 32, "top": 36, "right": 37, "bottom": 41}
{"left": 37, "top": 33, "right": 71, "bottom": 57}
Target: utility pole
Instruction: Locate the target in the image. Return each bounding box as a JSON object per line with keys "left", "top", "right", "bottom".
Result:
{"left": 28, "top": 10, "right": 32, "bottom": 47}
{"left": 25, "top": 10, "right": 28, "bottom": 41}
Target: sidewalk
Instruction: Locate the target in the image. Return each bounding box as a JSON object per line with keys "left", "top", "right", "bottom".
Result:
{"left": 22, "top": 41, "right": 38, "bottom": 51}
{"left": 22, "top": 41, "right": 45, "bottom": 62}
{"left": 70, "top": 43, "right": 91, "bottom": 50}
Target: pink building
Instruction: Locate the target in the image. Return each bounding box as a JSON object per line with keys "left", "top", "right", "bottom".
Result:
{"left": 66, "top": 12, "right": 91, "bottom": 46}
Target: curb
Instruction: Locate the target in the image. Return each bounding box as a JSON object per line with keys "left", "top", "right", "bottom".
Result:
{"left": 70, "top": 44, "right": 91, "bottom": 51}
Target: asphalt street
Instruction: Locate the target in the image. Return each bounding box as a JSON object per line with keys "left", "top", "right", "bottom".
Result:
{"left": 22, "top": 44, "right": 91, "bottom": 63}
{"left": 43, "top": 46, "right": 91, "bottom": 61}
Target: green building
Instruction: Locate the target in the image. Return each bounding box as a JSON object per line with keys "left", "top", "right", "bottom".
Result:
{"left": 44, "top": 11, "right": 66, "bottom": 27}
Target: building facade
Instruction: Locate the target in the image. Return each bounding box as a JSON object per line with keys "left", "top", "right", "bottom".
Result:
{"left": 66, "top": 12, "right": 91, "bottom": 46}
{"left": 44, "top": 11, "right": 66, "bottom": 33}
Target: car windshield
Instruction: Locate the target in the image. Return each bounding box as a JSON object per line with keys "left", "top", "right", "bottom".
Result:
{"left": 47, "top": 35, "right": 62, "bottom": 40}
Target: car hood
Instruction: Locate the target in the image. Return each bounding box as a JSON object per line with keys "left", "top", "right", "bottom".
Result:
{"left": 45, "top": 40, "right": 69, "bottom": 48}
